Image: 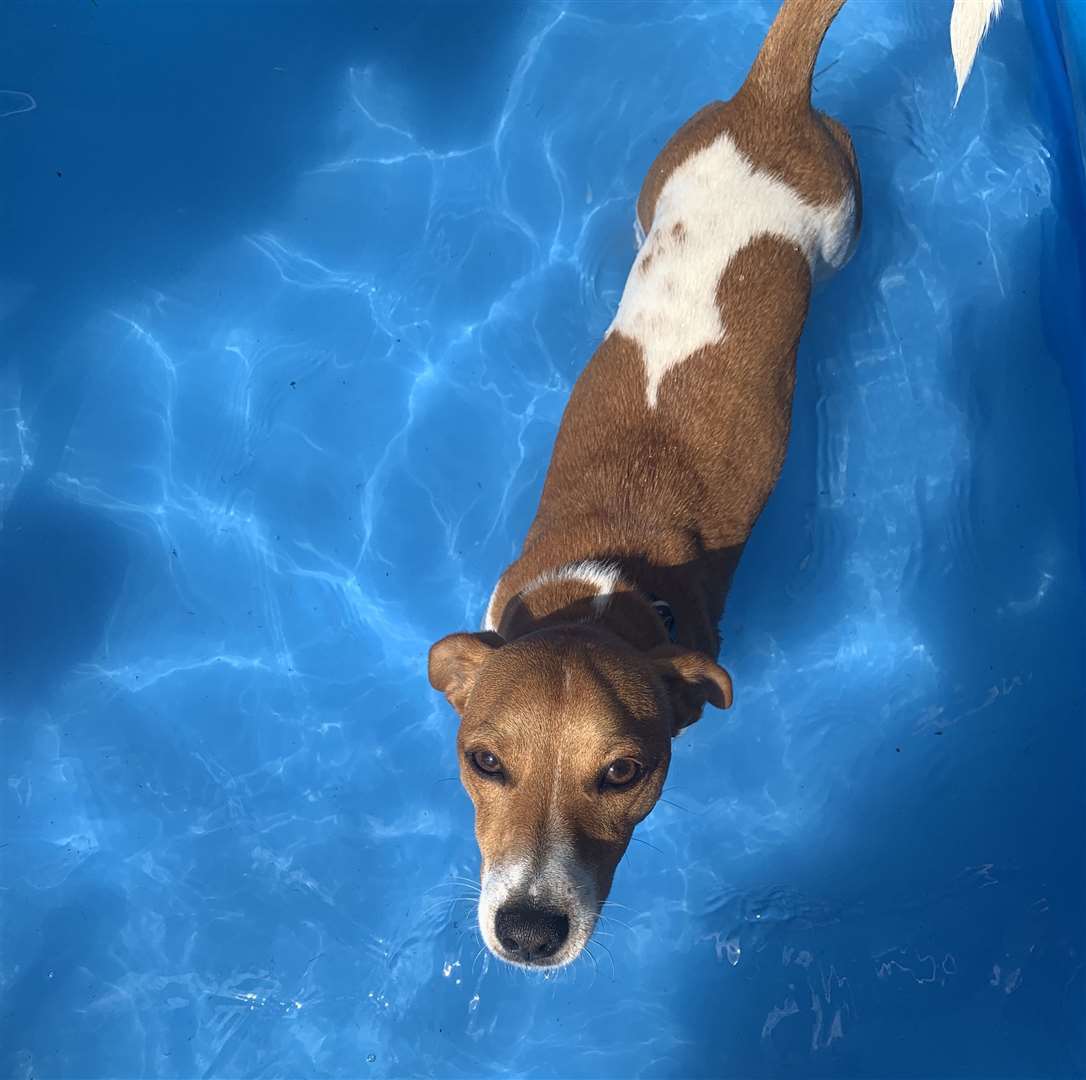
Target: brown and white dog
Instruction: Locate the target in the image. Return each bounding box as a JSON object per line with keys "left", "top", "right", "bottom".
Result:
{"left": 429, "top": 0, "right": 1003, "bottom": 969}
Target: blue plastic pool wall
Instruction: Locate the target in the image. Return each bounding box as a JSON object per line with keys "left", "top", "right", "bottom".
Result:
{"left": 1057, "top": 0, "right": 1086, "bottom": 160}
{"left": 1032, "top": 0, "right": 1086, "bottom": 564}
{"left": 1, "top": 1, "right": 1085, "bottom": 1078}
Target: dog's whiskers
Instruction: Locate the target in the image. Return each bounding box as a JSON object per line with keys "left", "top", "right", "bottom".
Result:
{"left": 421, "top": 895, "right": 478, "bottom": 920}
{"left": 596, "top": 910, "right": 635, "bottom": 934}
{"left": 425, "top": 886, "right": 480, "bottom": 900}
{"left": 423, "top": 879, "right": 481, "bottom": 898}
{"left": 455, "top": 921, "right": 484, "bottom": 955}
{"left": 630, "top": 834, "right": 665, "bottom": 856}
{"left": 582, "top": 942, "right": 600, "bottom": 986}
{"left": 657, "top": 796, "right": 692, "bottom": 814}
{"left": 592, "top": 937, "right": 617, "bottom": 980}
{"left": 419, "top": 882, "right": 480, "bottom": 899}
{"left": 471, "top": 944, "right": 489, "bottom": 975}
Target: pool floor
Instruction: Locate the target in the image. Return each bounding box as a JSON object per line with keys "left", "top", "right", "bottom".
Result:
{"left": 1, "top": 1, "right": 1084, "bottom": 1076}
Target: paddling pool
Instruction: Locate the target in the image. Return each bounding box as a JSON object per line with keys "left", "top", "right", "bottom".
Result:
{"left": 1, "top": 1, "right": 1083, "bottom": 1076}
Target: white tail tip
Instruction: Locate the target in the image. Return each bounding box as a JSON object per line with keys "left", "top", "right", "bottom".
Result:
{"left": 951, "top": 0, "right": 1004, "bottom": 105}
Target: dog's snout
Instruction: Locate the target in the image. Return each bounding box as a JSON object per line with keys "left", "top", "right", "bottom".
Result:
{"left": 494, "top": 904, "right": 570, "bottom": 964}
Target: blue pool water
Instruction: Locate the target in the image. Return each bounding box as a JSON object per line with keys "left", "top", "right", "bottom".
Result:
{"left": 2, "top": 1, "right": 1084, "bottom": 1076}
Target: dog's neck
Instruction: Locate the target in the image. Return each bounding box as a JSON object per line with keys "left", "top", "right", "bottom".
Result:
{"left": 487, "top": 558, "right": 665, "bottom": 651}
{"left": 484, "top": 518, "right": 743, "bottom": 656}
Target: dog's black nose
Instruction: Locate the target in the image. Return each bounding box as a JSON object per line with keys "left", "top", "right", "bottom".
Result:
{"left": 494, "top": 904, "right": 570, "bottom": 963}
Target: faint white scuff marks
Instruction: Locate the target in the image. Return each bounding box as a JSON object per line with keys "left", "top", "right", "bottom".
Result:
{"left": 756, "top": 956, "right": 852, "bottom": 1051}
{"left": 361, "top": 809, "right": 450, "bottom": 842}
{"left": 4, "top": 785, "right": 102, "bottom": 888}
{"left": 1001, "top": 569, "right": 1055, "bottom": 615}
{"left": 964, "top": 862, "right": 1000, "bottom": 888}
{"left": 814, "top": 389, "right": 851, "bottom": 510}
{"left": 225, "top": 989, "right": 304, "bottom": 1014}
{"left": 704, "top": 931, "right": 741, "bottom": 966}
{"left": 541, "top": 129, "right": 568, "bottom": 262}
{"left": 83, "top": 653, "right": 273, "bottom": 695}
{"left": 761, "top": 996, "right": 799, "bottom": 1039}
{"left": 198, "top": 969, "right": 324, "bottom": 1078}
{"left": 288, "top": 539, "right": 429, "bottom": 669}
{"left": 312, "top": 11, "right": 566, "bottom": 178}
{"left": 109, "top": 310, "right": 181, "bottom": 494}
{"left": 492, "top": 8, "right": 567, "bottom": 158}
{"left": 312, "top": 67, "right": 485, "bottom": 171}
{"left": 244, "top": 234, "right": 369, "bottom": 293}
{"left": 49, "top": 469, "right": 299, "bottom": 680}
{"left": 0, "top": 90, "right": 36, "bottom": 118}
{"left": 7, "top": 774, "right": 32, "bottom": 808}
{"left": 911, "top": 673, "right": 1027, "bottom": 734}
{"left": 783, "top": 947, "right": 815, "bottom": 969}
{"left": 220, "top": 329, "right": 340, "bottom": 465}
{"left": 703, "top": 886, "right": 848, "bottom": 963}
{"left": 354, "top": 357, "right": 437, "bottom": 562}
{"left": 0, "top": 399, "right": 34, "bottom": 495}
{"left": 989, "top": 963, "right": 1022, "bottom": 994}
{"left": 809, "top": 971, "right": 849, "bottom": 1051}
{"left": 875, "top": 948, "right": 958, "bottom": 987}
{"left": 251, "top": 845, "right": 335, "bottom": 905}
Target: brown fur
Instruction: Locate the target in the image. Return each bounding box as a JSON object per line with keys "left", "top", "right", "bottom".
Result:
{"left": 429, "top": 0, "right": 861, "bottom": 963}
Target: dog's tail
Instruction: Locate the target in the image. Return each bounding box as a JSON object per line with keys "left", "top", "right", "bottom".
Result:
{"left": 951, "top": 0, "right": 1003, "bottom": 104}
{"left": 743, "top": 0, "right": 848, "bottom": 109}
{"left": 745, "top": 0, "right": 1004, "bottom": 109}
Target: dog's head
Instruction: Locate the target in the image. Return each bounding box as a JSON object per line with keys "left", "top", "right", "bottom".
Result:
{"left": 428, "top": 626, "right": 732, "bottom": 968}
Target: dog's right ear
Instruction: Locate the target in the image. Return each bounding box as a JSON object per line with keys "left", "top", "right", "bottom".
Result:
{"left": 428, "top": 631, "right": 504, "bottom": 714}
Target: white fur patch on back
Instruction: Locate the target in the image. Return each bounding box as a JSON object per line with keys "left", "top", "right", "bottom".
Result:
{"left": 482, "top": 559, "right": 626, "bottom": 633}
{"left": 608, "top": 133, "right": 855, "bottom": 408}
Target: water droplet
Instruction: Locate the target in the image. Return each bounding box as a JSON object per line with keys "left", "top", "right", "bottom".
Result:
{"left": 726, "top": 937, "right": 741, "bottom": 966}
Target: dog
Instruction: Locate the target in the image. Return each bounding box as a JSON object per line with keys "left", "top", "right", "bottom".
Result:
{"left": 429, "top": 0, "right": 1004, "bottom": 970}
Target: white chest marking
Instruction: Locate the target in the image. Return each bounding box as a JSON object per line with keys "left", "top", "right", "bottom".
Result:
{"left": 609, "top": 133, "right": 855, "bottom": 407}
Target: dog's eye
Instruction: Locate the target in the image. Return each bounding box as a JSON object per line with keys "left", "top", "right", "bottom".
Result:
{"left": 602, "top": 758, "right": 642, "bottom": 789}
{"left": 469, "top": 749, "right": 503, "bottom": 778}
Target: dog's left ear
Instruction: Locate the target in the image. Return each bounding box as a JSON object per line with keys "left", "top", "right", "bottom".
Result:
{"left": 650, "top": 645, "right": 733, "bottom": 734}
{"left": 428, "top": 631, "right": 504, "bottom": 714}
